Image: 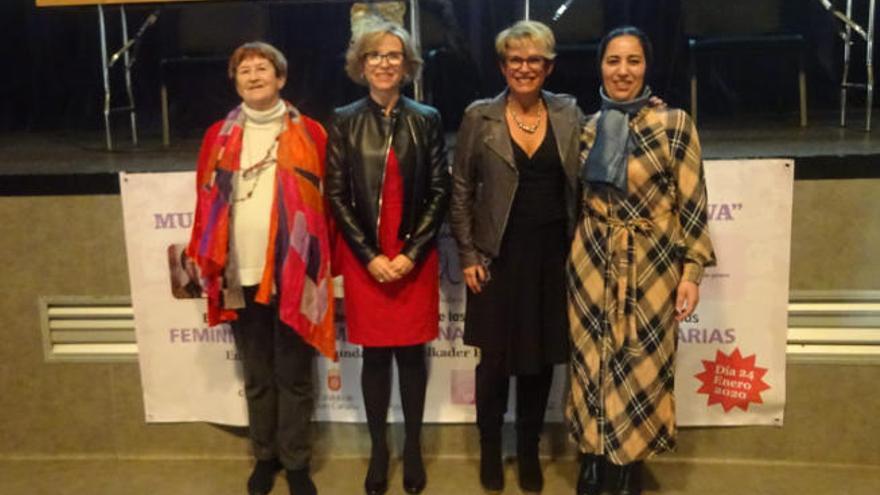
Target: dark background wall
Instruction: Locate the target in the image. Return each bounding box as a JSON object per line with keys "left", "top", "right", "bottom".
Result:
{"left": 0, "top": 0, "right": 867, "bottom": 134}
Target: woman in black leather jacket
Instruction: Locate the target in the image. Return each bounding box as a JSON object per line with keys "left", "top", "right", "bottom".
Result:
{"left": 325, "top": 19, "right": 450, "bottom": 495}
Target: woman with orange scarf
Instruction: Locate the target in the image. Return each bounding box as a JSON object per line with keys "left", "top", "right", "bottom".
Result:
{"left": 187, "top": 42, "right": 335, "bottom": 495}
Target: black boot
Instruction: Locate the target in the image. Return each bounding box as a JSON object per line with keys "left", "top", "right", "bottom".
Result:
{"left": 247, "top": 458, "right": 282, "bottom": 495}
{"left": 475, "top": 352, "right": 509, "bottom": 492}
{"left": 615, "top": 461, "right": 642, "bottom": 495}
{"left": 515, "top": 367, "right": 553, "bottom": 493}
{"left": 364, "top": 443, "right": 389, "bottom": 495}
{"left": 286, "top": 467, "right": 317, "bottom": 495}
{"left": 479, "top": 439, "right": 504, "bottom": 492}
{"left": 576, "top": 454, "right": 602, "bottom": 495}
{"left": 516, "top": 442, "right": 543, "bottom": 493}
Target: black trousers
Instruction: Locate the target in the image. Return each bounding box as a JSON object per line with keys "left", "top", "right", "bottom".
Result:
{"left": 231, "top": 286, "right": 315, "bottom": 470}
{"left": 475, "top": 349, "right": 554, "bottom": 450}
{"left": 360, "top": 344, "right": 428, "bottom": 450}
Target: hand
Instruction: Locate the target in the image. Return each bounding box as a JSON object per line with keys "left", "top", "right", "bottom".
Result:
{"left": 367, "top": 255, "right": 397, "bottom": 284}
{"left": 463, "top": 264, "right": 488, "bottom": 294}
{"left": 675, "top": 280, "right": 700, "bottom": 322}
{"left": 389, "top": 254, "right": 415, "bottom": 279}
{"left": 648, "top": 95, "right": 667, "bottom": 110}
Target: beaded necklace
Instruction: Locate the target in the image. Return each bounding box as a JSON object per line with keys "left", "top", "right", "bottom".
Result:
{"left": 507, "top": 99, "right": 545, "bottom": 134}
{"left": 234, "top": 132, "right": 280, "bottom": 203}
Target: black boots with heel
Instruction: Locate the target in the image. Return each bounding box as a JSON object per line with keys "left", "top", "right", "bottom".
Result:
{"left": 576, "top": 454, "right": 603, "bottom": 495}
{"left": 614, "top": 461, "right": 642, "bottom": 495}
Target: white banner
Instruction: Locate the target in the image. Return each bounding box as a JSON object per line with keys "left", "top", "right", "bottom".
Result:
{"left": 120, "top": 159, "right": 791, "bottom": 426}
{"left": 674, "top": 159, "right": 792, "bottom": 426}
{"left": 120, "top": 171, "right": 247, "bottom": 424}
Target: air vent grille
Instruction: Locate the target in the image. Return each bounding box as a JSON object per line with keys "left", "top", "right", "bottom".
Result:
{"left": 787, "top": 291, "right": 880, "bottom": 364}
{"left": 39, "top": 296, "right": 136, "bottom": 362}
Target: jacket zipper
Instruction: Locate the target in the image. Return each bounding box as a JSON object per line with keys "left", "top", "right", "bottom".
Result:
{"left": 405, "top": 116, "right": 420, "bottom": 240}
{"left": 376, "top": 114, "right": 396, "bottom": 238}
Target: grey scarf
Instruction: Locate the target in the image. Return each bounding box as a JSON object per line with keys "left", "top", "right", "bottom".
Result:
{"left": 582, "top": 86, "right": 652, "bottom": 193}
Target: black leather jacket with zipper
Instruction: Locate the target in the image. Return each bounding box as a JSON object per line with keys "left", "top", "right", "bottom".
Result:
{"left": 326, "top": 96, "right": 450, "bottom": 265}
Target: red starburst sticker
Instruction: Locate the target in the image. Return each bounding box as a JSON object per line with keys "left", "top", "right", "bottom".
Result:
{"left": 694, "top": 348, "right": 770, "bottom": 412}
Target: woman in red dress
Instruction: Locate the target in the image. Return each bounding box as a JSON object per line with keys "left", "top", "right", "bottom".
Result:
{"left": 325, "top": 19, "right": 450, "bottom": 495}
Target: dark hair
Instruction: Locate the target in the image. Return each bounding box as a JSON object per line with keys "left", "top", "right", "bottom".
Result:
{"left": 597, "top": 26, "right": 654, "bottom": 73}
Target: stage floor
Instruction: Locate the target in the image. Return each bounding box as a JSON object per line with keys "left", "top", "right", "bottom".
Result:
{"left": 0, "top": 457, "right": 877, "bottom": 495}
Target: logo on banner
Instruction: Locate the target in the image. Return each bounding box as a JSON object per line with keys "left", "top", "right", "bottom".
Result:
{"left": 327, "top": 368, "right": 342, "bottom": 392}
{"left": 694, "top": 347, "right": 770, "bottom": 412}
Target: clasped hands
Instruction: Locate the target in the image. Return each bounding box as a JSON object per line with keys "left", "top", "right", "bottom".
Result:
{"left": 367, "top": 254, "right": 415, "bottom": 283}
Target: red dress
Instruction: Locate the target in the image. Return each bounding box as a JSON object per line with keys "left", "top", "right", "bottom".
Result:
{"left": 339, "top": 149, "right": 439, "bottom": 347}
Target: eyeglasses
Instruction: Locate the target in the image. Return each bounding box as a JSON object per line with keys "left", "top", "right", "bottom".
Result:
{"left": 364, "top": 51, "right": 405, "bottom": 67}
{"left": 505, "top": 56, "right": 548, "bottom": 70}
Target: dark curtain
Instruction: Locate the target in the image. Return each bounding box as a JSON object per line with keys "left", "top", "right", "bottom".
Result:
{"left": 0, "top": 0, "right": 866, "bottom": 134}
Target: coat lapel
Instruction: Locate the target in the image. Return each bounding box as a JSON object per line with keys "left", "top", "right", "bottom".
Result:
{"left": 544, "top": 90, "right": 577, "bottom": 181}
{"left": 481, "top": 92, "right": 516, "bottom": 170}
{"left": 542, "top": 91, "right": 577, "bottom": 163}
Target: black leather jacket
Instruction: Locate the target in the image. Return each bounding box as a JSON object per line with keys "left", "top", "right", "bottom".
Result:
{"left": 326, "top": 96, "right": 450, "bottom": 265}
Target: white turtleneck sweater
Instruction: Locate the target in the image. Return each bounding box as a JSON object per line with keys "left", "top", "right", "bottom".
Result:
{"left": 232, "top": 100, "right": 285, "bottom": 286}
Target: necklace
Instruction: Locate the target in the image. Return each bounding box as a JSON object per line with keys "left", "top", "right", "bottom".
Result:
{"left": 234, "top": 133, "right": 280, "bottom": 203}
{"left": 507, "top": 100, "right": 544, "bottom": 134}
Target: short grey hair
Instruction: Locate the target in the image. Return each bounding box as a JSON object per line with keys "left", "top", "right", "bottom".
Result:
{"left": 494, "top": 20, "right": 557, "bottom": 62}
{"left": 344, "top": 18, "right": 423, "bottom": 86}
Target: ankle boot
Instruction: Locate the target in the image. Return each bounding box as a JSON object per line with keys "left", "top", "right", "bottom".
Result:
{"left": 479, "top": 439, "right": 504, "bottom": 492}
{"left": 615, "top": 461, "right": 642, "bottom": 495}
{"left": 364, "top": 443, "right": 389, "bottom": 495}
{"left": 516, "top": 441, "right": 542, "bottom": 492}
{"left": 576, "top": 454, "right": 602, "bottom": 495}
{"left": 402, "top": 438, "right": 426, "bottom": 494}
{"left": 286, "top": 467, "right": 317, "bottom": 495}
{"left": 248, "top": 458, "right": 282, "bottom": 495}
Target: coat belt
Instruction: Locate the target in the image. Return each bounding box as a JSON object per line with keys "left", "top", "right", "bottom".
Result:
{"left": 585, "top": 206, "right": 672, "bottom": 348}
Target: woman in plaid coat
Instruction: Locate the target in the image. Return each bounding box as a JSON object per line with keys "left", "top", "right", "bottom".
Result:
{"left": 568, "top": 27, "right": 716, "bottom": 495}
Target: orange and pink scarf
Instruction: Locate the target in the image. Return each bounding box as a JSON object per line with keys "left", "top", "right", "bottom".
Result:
{"left": 187, "top": 102, "right": 336, "bottom": 359}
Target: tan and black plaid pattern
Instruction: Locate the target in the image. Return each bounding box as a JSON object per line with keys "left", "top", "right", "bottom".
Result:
{"left": 566, "top": 108, "right": 716, "bottom": 465}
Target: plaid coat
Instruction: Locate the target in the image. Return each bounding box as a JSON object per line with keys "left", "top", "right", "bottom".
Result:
{"left": 566, "top": 107, "right": 716, "bottom": 465}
